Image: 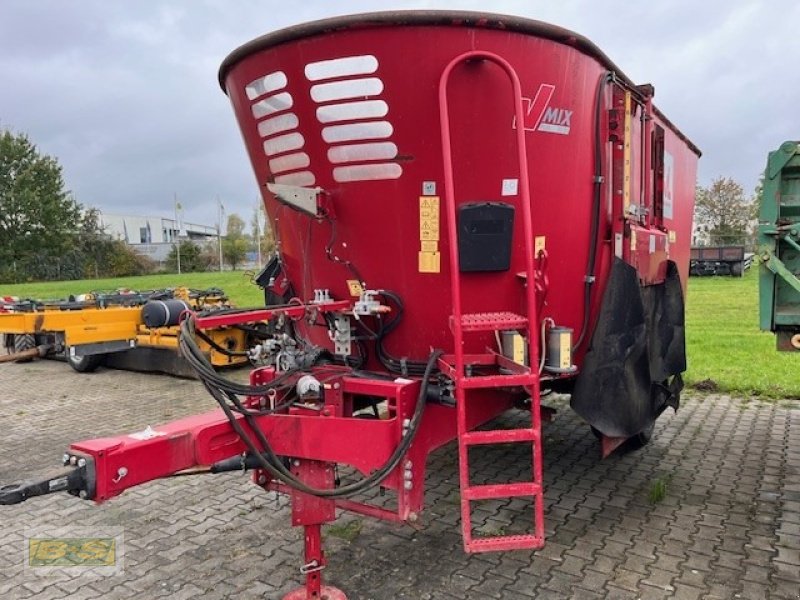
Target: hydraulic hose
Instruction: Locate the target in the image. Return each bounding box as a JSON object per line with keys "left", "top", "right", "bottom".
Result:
{"left": 574, "top": 71, "right": 612, "bottom": 351}
{"left": 179, "top": 312, "right": 441, "bottom": 498}
{"left": 374, "top": 290, "right": 430, "bottom": 376}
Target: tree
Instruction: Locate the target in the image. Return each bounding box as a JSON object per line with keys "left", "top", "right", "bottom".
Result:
{"left": 693, "top": 177, "right": 757, "bottom": 247}
{"left": 106, "top": 240, "right": 156, "bottom": 277}
{"left": 226, "top": 213, "right": 246, "bottom": 238}
{"left": 0, "top": 129, "right": 82, "bottom": 282}
{"left": 222, "top": 213, "right": 249, "bottom": 270}
{"left": 56, "top": 208, "right": 156, "bottom": 279}
{"left": 166, "top": 241, "right": 209, "bottom": 273}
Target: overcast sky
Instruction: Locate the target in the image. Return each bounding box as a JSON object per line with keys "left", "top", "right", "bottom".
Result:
{"left": 1, "top": 0, "right": 797, "bottom": 227}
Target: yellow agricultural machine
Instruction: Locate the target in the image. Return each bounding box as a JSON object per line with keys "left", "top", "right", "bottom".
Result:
{"left": 0, "top": 287, "right": 254, "bottom": 376}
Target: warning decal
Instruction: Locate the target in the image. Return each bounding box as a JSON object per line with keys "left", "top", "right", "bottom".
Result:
{"left": 419, "top": 196, "right": 441, "bottom": 273}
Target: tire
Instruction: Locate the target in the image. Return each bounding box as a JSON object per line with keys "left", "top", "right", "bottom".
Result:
{"left": 66, "top": 350, "right": 104, "bottom": 373}
{"left": 12, "top": 334, "right": 35, "bottom": 362}
{"left": 730, "top": 262, "right": 743, "bottom": 277}
{"left": 632, "top": 420, "right": 656, "bottom": 448}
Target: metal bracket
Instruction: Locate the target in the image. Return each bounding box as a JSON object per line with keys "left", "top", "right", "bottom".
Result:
{"left": 331, "top": 315, "right": 352, "bottom": 356}
{"left": 299, "top": 560, "right": 326, "bottom": 574}
{"left": 760, "top": 248, "right": 800, "bottom": 295}
{"left": 627, "top": 204, "right": 649, "bottom": 219}
{"left": 71, "top": 339, "right": 135, "bottom": 357}
{"left": 267, "top": 183, "right": 324, "bottom": 217}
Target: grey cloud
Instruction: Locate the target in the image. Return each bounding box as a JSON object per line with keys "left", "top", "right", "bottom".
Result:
{"left": 1, "top": 0, "right": 796, "bottom": 228}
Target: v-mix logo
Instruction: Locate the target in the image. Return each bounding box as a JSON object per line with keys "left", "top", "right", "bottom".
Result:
{"left": 513, "top": 83, "right": 572, "bottom": 135}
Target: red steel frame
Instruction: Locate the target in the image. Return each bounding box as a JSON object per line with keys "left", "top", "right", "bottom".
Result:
{"left": 63, "top": 302, "right": 520, "bottom": 597}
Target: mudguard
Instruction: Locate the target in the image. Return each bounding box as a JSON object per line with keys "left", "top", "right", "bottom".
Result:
{"left": 571, "top": 258, "right": 685, "bottom": 438}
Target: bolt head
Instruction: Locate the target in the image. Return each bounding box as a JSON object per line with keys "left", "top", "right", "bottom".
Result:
{"left": 69, "top": 456, "right": 78, "bottom": 466}
{"left": 408, "top": 512, "right": 418, "bottom": 523}
{"left": 403, "top": 481, "right": 413, "bottom": 490}
{"left": 77, "top": 458, "right": 87, "bottom": 468}
{"left": 79, "top": 490, "right": 88, "bottom": 500}
{"left": 62, "top": 454, "right": 70, "bottom": 466}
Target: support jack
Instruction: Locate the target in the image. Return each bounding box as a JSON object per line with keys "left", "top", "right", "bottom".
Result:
{"left": 280, "top": 460, "right": 348, "bottom": 600}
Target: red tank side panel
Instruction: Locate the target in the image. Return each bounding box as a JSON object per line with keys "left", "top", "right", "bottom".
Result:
{"left": 222, "top": 22, "right": 698, "bottom": 365}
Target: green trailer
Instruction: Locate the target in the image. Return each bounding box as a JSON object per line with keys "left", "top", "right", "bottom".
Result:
{"left": 759, "top": 141, "right": 800, "bottom": 350}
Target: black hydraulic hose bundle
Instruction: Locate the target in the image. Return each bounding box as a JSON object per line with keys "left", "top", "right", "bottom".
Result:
{"left": 574, "top": 71, "right": 612, "bottom": 351}
{"left": 374, "top": 290, "right": 430, "bottom": 376}
{"left": 179, "top": 313, "right": 441, "bottom": 498}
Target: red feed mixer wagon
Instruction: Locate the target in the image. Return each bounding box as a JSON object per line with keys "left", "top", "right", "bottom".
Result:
{"left": 1, "top": 11, "right": 698, "bottom": 600}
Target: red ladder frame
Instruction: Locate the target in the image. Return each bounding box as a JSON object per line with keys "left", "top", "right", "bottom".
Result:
{"left": 438, "top": 50, "right": 545, "bottom": 553}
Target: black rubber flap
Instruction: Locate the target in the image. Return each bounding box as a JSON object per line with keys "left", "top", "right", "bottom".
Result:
{"left": 571, "top": 258, "right": 686, "bottom": 438}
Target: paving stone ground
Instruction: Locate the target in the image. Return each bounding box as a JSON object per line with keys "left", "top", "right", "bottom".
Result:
{"left": 0, "top": 359, "right": 798, "bottom": 599}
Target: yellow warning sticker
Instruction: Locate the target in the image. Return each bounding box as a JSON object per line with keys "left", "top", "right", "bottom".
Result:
{"left": 630, "top": 229, "right": 637, "bottom": 252}
{"left": 420, "top": 212, "right": 440, "bottom": 240}
{"left": 419, "top": 196, "right": 439, "bottom": 211}
{"left": 559, "top": 334, "right": 571, "bottom": 369}
{"left": 346, "top": 280, "right": 364, "bottom": 297}
{"left": 420, "top": 240, "right": 438, "bottom": 252}
{"left": 623, "top": 91, "right": 632, "bottom": 213}
{"left": 420, "top": 223, "right": 439, "bottom": 241}
{"left": 419, "top": 197, "right": 440, "bottom": 270}
{"left": 535, "top": 236, "right": 546, "bottom": 256}
{"left": 418, "top": 251, "right": 441, "bottom": 273}
{"left": 512, "top": 333, "right": 525, "bottom": 365}
{"left": 668, "top": 230, "right": 676, "bottom": 243}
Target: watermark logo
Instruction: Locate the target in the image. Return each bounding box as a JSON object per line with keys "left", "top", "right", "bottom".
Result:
{"left": 25, "top": 528, "right": 124, "bottom": 576}
{"left": 29, "top": 537, "right": 116, "bottom": 567}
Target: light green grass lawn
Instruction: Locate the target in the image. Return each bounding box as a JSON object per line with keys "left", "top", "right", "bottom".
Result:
{"left": 685, "top": 267, "right": 799, "bottom": 399}
{"left": 0, "top": 271, "right": 266, "bottom": 307}
{"left": 2, "top": 266, "right": 796, "bottom": 398}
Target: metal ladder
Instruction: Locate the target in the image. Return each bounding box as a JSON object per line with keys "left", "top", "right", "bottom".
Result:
{"left": 437, "top": 51, "right": 545, "bottom": 553}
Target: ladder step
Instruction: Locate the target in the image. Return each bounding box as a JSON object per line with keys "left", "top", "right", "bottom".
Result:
{"left": 466, "top": 534, "right": 544, "bottom": 553}
{"left": 463, "top": 482, "right": 541, "bottom": 501}
{"left": 461, "top": 372, "right": 537, "bottom": 389}
{"left": 457, "top": 311, "right": 528, "bottom": 332}
{"left": 463, "top": 428, "right": 537, "bottom": 445}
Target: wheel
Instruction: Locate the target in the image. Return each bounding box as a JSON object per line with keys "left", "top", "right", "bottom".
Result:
{"left": 11, "top": 334, "right": 35, "bottom": 362}
{"left": 66, "top": 350, "right": 104, "bottom": 373}
{"left": 730, "top": 262, "right": 743, "bottom": 277}
{"left": 632, "top": 420, "right": 656, "bottom": 448}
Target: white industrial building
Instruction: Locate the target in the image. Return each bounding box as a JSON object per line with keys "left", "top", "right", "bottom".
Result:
{"left": 98, "top": 213, "right": 218, "bottom": 262}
